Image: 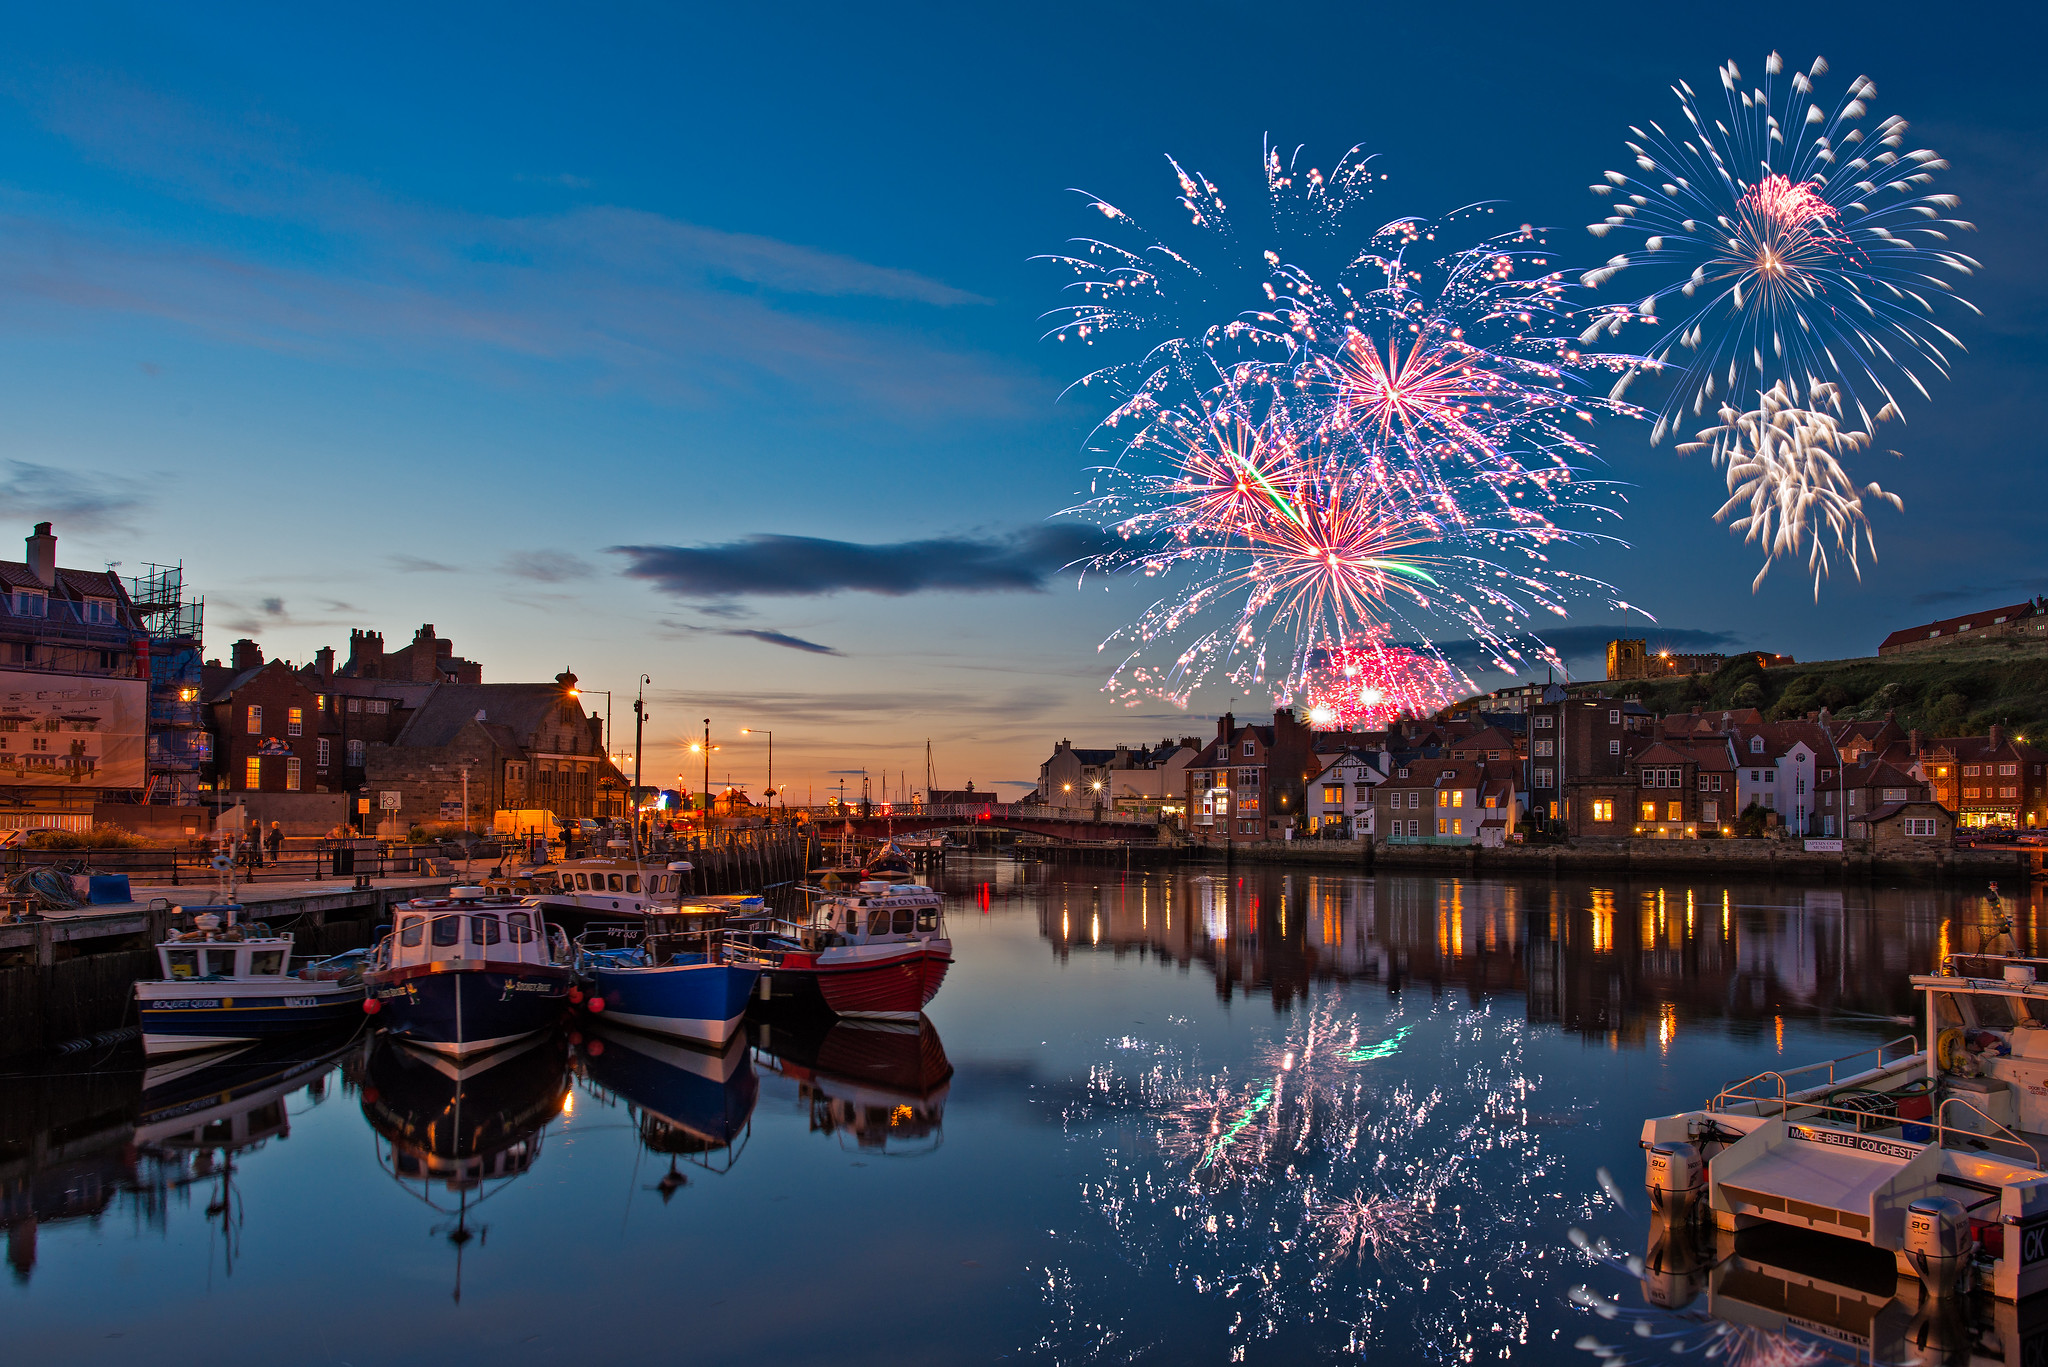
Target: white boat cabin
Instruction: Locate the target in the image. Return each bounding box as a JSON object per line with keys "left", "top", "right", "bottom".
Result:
{"left": 816, "top": 882, "right": 944, "bottom": 942}
{"left": 548, "top": 861, "right": 687, "bottom": 898}
{"left": 378, "top": 889, "right": 562, "bottom": 971}
{"left": 159, "top": 934, "right": 295, "bottom": 983}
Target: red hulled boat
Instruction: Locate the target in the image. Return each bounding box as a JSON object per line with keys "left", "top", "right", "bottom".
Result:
{"left": 730, "top": 882, "right": 951, "bottom": 1020}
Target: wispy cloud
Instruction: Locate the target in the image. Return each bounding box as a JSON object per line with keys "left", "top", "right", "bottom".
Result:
{"left": 724, "top": 629, "right": 841, "bottom": 655}
{"left": 1909, "top": 581, "right": 2045, "bottom": 609}
{"left": 501, "top": 550, "right": 593, "bottom": 583}
{"left": 613, "top": 523, "right": 1113, "bottom": 599}
{"left": 0, "top": 461, "right": 148, "bottom": 533}
{"left": 388, "top": 554, "right": 458, "bottom": 574}
{"left": 0, "top": 71, "right": 1022, "bottom": 418}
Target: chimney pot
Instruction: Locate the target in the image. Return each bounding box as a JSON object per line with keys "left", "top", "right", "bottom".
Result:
{"left": 25, "top": 523, "right": 56, "bottom": 589}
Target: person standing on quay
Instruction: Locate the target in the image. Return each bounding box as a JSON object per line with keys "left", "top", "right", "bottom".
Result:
{"left": 265, "top": 821, "right": 283, "bottom": 866}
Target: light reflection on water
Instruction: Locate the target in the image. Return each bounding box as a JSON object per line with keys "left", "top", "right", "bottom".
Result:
{"left": 3, "top": 858, "right": 2042, "bottom": 1364}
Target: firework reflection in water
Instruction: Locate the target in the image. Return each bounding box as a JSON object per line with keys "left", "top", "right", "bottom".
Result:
{"left": 1031, "top": 998, "right": 1583, "bottom": 1360}
{"left": 1567, "top": 1238, "right": 1853, "bottom": 1367}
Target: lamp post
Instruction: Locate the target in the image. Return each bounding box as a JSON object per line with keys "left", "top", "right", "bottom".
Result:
{"left": 741, "top": 728, "right": 773, "bottom": 827}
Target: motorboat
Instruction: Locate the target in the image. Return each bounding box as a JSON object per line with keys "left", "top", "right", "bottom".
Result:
{"left": 728, "top": 881, "right": 951, "bottom": 1020}
{"left": 571, "top": 903, "right": 760, "bottom": 1046}
{"left": 1639, "top": 935, "right": 2048, "bottom": 1303}
{"left": 751, "top": 1014, "right": 952, "bottom": 1153}
{"left": 363, "top": 887, "right": 574, "bottom": 1058}
{"left": 500, "top": 860, "right": 692, "bottom": 935}
{"left": 135, "top": 907, "right": 367, "bottom": 1056}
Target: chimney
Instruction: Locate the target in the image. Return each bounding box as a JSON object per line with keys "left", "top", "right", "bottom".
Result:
{"left": 230, "top": 639, "right": 264, "bottom": 671}
{"left": 25, "top": 523, "right": 55, "bottom": 589}
{"left": 1218, "top": 711, "right": 1235, "bottom": 744}
{"left": 313, "top": 646, "right": 335, "bottom": 678}
{"left": 1991, "top": 723, "right": 2005, "bottom": 751}
{"left": 1909, "top": 728, "right": 1923, "bottom": 758}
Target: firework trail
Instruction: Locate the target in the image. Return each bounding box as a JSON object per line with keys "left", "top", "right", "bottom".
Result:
{"left": 1582, "top": 52, "right": 1978, "bottom": 445}
{"left": 1676, "top": 379, "right": 1902, "bottom": 598}
{"left": 1044, "top": 144, "right": 1650, "bottom": 709}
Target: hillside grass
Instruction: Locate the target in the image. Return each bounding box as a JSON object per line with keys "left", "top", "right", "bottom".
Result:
{"left": 1573, "top": 638, "right": 2048, "bottom": 741}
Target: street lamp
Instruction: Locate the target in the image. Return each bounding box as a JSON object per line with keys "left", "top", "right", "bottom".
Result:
{"left": 741, "top": 728, "right": 774, "bottom": 825}
{"left": 566, "top": 684, "right": 614, "bottom": 819}
{"left": 689, "top": 720, "right": 718, "bottom": 827}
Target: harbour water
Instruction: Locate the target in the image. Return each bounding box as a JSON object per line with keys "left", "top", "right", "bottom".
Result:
{"left": 3, "top": 857, "right": 2033, "bottom": 1365}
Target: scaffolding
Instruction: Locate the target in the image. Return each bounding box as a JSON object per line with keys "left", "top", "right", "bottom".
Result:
{"left": 127, "top": 563, "right": 205, "bottom": 805}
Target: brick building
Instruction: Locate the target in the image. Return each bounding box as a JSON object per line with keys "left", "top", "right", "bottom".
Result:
{"left": 1373, "top": 758, "right": 1519, "bottom": 846}
{"left": 200, "top": 641, "right": 325, "bottom": 798}
{"left": 1526, "top": 688, "right": 1652, "bottom": 826}
{"left": 1879, "top": 600, "right": 2048, "bottom": 656}
{"left": 1184, "top": 710, "right": 1317, "bottom": 845}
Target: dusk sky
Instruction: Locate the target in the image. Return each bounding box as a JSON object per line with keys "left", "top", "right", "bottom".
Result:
{"left": 2, "top": 3, "right": 2042, "bottom": 801}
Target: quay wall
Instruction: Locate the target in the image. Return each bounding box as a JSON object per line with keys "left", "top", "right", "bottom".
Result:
{"left": 1178, "top": 837, "right": 2036, "bottom": 884}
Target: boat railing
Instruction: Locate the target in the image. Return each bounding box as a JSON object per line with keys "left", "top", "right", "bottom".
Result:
{"left": 1936, "top": 1097, "right": 2045, "bottom": 1169}
{"left": 1942, "top": 951, "right": 2048, "bottom": 978}
{"left": 1711, "top": 1034, "right": 1922, "bottom": 1113}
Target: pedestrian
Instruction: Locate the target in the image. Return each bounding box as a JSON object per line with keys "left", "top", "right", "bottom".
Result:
{"left": 265, "top": 821, "right": 284, "bottom": 866}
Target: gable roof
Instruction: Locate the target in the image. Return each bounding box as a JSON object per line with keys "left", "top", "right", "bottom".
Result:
{"left": 391, "top": 683, "right": 586, "bottom": 750}
{"left": 1882, "top": 600, "right": 2040, "bottom": 651}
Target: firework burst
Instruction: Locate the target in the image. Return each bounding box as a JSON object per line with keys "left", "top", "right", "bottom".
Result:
{"left": 1582, "top": 51, "right": 1979, "bottom": 442}
{"left": 1301, "top": 634, "right": 1463, "bottom": 730}
{"left": 1676, "top": 379, "right": 1901, "bottom": 598}
{"left": 1045, "top": 144, "right": 1650, "bottom": 709}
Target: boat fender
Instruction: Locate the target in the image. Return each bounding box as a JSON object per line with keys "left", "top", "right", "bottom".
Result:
{"left": 586, "top": 996, "right": 605, "bottom": 1013}
{"left": 362, "top": 997, "right": 381, "bottom": 1014}
{"left": 568, "top": 987, "right": 584, "bottom": 1004}
{"left": 1936, "top": 1027, "right": 1965, "bottom": 1073}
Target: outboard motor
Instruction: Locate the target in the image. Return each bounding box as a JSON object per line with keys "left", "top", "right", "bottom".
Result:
{"left": 1905, "top": 1196, "right": 1972, "bottom": 1296}
{"left": 1639, "top": 1218, "right": 1712, "bottom": 1311}
{"left": 1645, "top": 1141, "right": 1705, "bottom": 1219}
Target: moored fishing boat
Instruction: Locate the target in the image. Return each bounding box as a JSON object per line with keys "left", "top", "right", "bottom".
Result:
{"left": 1640, "top": 929, "right": 2048, "bottom": 1303}
{"left": 363, "top": 887, "right": 573, "bottom": 1058}
{"left": 729, "top": 881, "right": 950, "bottom": 1020}
{"left": 506, "top": 860, "right": 692, "bottom": 936}
{"left": 135, "top": 908, "right": 367, "bottom": 1056}
{"left": 572, "top": 903, "right": 760, "bottom": 1046}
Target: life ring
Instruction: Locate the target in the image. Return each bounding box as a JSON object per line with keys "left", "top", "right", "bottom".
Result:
{"left": 211, "top": 854, "right": 234, "bottom": 871}
{"left": 1937, "top": 1027, "right": 1965, "bottom": 1073}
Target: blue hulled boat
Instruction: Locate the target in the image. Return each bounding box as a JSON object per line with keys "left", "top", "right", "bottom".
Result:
{"left": 575, "top": 904, "right": 759, "bottom": 1046}
{"left": 364, "top": 888, "right": 574, "bottom": 1058}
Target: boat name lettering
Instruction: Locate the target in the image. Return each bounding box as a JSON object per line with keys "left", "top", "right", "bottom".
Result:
{"left": 283, "top": 997, "right": 319, "bottom": 1009}
{"left": 147, "top": 999, "right": 222, "bottom": 1010}
{"left": 2023, "top": 1220, "right": 2048, "bottom": 1266}
{"left": 504, "top": 980, "right": 558, "bottom": 993}
{"left": 1787, "top": 1125, "right": 1919, "bottom": 1161}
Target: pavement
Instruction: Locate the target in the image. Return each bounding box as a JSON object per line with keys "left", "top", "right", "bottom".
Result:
{"left": 20, "top": 873, "right": 456, "bottom": 926}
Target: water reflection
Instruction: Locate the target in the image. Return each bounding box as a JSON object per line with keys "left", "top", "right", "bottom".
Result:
{"left": 574, "top": 1024, "right": 758, "bottom": 1187}
{"left": 1037, "top": 868, "right": 2047, "bottom": 1034}
{"left": 1574, "top": 1215, "right": 2048, "bottom": 1365}
{"left": 360, "top": 1031, "right": 570, "bottom": 1299}
{"left": 751, "top": 1016, "right": 953, "bottom": 1154}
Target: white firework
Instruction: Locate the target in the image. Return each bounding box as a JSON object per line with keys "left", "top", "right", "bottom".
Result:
{"left": 1679, "top": 379, "right": 1900, "bottom": 599}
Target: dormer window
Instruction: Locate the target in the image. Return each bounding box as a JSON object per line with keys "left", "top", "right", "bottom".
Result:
{"left": 11, "top": 588, "right": 45, "bottom": 618}
{"left": 1749, "top": 736, "right": 1763, "bottom": 754}
{"left": 83, "top": 597, "right": 114, "bottom": 624}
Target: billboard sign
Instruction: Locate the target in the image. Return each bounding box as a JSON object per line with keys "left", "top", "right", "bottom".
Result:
{"left": 0, "top": 673, "right": 147, "bottom": 789}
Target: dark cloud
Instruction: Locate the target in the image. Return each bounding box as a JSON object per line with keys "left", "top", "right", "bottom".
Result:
{"left": 724, "top": 629, "right": 840, "bottom": 655}
{"left": 389, "top": 554, "right": 458, "bottom": 574}
{"left": 0, "top": 461, "right": 147, "bottom": 533}
{"left": 612, "top": 523, "right": 1116, "bottom": 599}
{"left": 502, "top": 550, "right": 593, "bottom": 583}
{"left": 258, "top": 597, "right": 285, "bottom": 616}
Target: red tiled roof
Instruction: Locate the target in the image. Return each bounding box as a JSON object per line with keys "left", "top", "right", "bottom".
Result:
{"left": 1882, "top": 601, "right": 2039, "bottom": 650}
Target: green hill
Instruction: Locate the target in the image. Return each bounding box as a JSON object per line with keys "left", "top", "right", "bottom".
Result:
{"left": 1579, "top": 638, "right": 2048, "bottom": 742}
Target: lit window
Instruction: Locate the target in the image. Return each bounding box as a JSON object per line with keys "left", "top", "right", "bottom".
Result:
{"left": 1451, "top": 819, "right": 1462, "bottom": 835}
{"left": 1592, "top": 799, "right": 1613, "bottom": 822}
{"left": 245, "top": 756, "right": 262, "bottom": 789}
{"left": 1667, "top": 801, "right": 1682, "bottom": 821}
{"left": 1451, "top": 790, "right": 1463, "bottom": 808}
{"left": 1437, "top": 818, "right": 1447, "bottom": 835}
{"left": 288, "top": 707, "right": 303, "bottom": 736}
{"left": 247, "top": 704, "right": 262, "bottom": 734}
{"left": 286, "top": 757, "right": 302, "bottom": 791}
{"left": 1640, "top": 801, "right": 1656, "bottom": 821}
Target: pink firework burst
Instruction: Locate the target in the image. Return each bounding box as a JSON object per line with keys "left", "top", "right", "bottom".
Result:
{"left": 1302, "top": 634, "right": 1462, "bottom": 730}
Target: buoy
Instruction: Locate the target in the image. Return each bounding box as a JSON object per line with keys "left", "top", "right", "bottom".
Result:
{"left": 586, "top": 1039, "right": 605, "bottom": 1057}
{"left": 587, "top": 996, "right": 605, "bottom": 1014}
{"left": 362, "top": 997, "right": 381, "bottom": 1014}
{"left": 568, "top": 987, "right": 583, "bottom": 1004}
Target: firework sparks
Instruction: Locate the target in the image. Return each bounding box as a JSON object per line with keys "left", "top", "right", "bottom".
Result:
{"left": 1677, "top": 379, "right": 1901, "bottom": 597}
{"left": 1302, "top": 638, "right": 1462, "bottom": 731}
{"left": 1582, "top": 52, "right": 1979, "bottom": 442}
{"left": 1045, "top": 143, "right": 1649, "bottom": 711}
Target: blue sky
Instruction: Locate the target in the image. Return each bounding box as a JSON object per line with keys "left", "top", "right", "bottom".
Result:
{"left": 2, "top": 2, "right": 2042, "bottom": 798}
